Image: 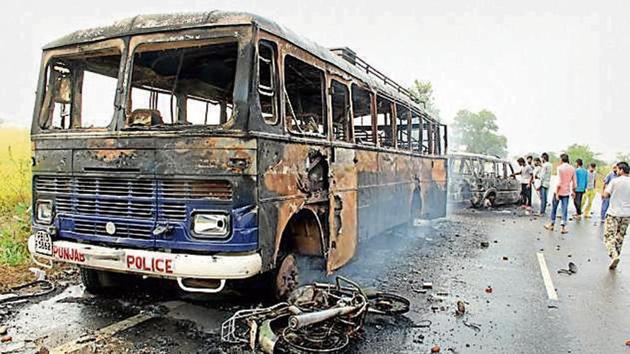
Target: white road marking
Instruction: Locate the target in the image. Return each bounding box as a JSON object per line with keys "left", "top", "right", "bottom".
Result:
{"left": 50, "top": 301, "right": 185, "bottom": 354}
{"left": 536, "top": 252, "right": 558, "bottom": 301}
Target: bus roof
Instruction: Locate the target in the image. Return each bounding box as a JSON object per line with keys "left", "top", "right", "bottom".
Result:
{"left": 43, "top": 11, "right": 439, "bottom": 123}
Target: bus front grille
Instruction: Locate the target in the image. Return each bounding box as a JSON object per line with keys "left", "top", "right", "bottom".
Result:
{"left": 35, "top": 176, "right": 232, "bottom": 224}
{"left": 73, "top": 218, "right": 153, "bottom": 239}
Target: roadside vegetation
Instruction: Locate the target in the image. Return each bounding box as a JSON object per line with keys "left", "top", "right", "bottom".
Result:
{"left": 0, "top": 128, "right": 32, "bottom": 268}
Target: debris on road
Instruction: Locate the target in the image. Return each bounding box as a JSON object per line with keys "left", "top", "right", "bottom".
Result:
{"left": 557, "top": 262, "right": 578, "bottom": 275}
{"left": 463, "top": 320, "right": 482, "bottom": 332}
{"left": 411, "top": 319, "right": 432, "bottom": 328}
{"left": 455, "top": 300, "right": 466, "bottom": 316}
{"left": 0, "top": 280, "right": 55, "bottom": 305}
{"left": 220, "top": 276, "right": 409, "bottom": 353}
{"left": 76, "top": 334, "right": 96, "bottom": 344}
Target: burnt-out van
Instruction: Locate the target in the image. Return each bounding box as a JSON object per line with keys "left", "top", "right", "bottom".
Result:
{"left": 448, "top": 153, "right": 520, "bottom": 207}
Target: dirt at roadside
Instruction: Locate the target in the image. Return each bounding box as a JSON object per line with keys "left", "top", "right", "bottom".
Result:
{"left": 0, "top": 263, "right": 79, "bottom": 292}
{"left": 0, "top": 264, "right": 33, "bottom": 292}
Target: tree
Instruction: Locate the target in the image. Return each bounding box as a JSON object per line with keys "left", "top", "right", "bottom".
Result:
{"left": 616, "top": 152, "right": 630, "bottom": 163}
{"left": 563, "top": 144, "right": 604, "bottom": 167}
{"left": 409, "top": 80, "right": 440, "bottom": 120}
{"left": 451, "top": 109, "right": 508, "bottom": 158}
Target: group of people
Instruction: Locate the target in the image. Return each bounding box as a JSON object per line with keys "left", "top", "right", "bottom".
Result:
{"left": 513, "top": 153, "right": 629, "bottom": 270}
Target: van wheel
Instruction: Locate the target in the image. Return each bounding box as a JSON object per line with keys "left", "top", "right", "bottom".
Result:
{"left": 485, "top": 193, "right": 496, "bottom": 207}
{"left": 274, "top": 253, "right": 326, "bottom": 300}
{"left": 80, "top": 268, "right": 118, "bottom": 294}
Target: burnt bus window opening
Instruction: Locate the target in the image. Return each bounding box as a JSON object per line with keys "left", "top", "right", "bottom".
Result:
{"left": 258, "top": 41, "right": 277, "bottom": 125}
{"left": 331, "top": 80, "right": 351, "bottom": 142}
{"left": 376, "top": 95, "right": 394, "bottom": 148}
{"left": 39, "top": 49, "right": 121, "bottom": 129}
{"left": 396, "top": 103, "right": 411, "bottom": 150}
{"left": 410, "top": 110, "right": 422, "bottom": 152}
{"left": 351, "top": 84, "right": 374, "bottom": 146}
{"left": 284, "top": 55, "right": 326, "bottom": 136}
{"left": 127, "top": 41, "right": 237, "bottom": 127}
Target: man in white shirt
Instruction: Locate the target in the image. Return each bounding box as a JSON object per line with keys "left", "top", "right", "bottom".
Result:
{"left": 602, "top": 161, "right": 630, "bottom": 270}
{"left": 537, "top": 153, "right": 553, "bottom": 215}
{"left": 512, "top": 157, "right": 534, "bottom": 209}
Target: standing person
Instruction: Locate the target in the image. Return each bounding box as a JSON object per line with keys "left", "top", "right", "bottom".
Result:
{"left": 512, "top": 157, "right": 534, "bottom": 209}
{"left": 573, "top": 159, "right": 588, "bottom": 220}
{"left": 581, "top": 163, "right": 598, "bottom": 218}
{"left": 544, "top": 154, "right": 575, "bottom": 234}
{"left": 526, "top": 155, "right": 533, "bottom": 168}
{"left": 533, "top": 157, "right": 543, "bottom": 211}
{"left": 601, "top": 164, "right": 619, "bottom": 222}
{"left": 601, "top": 161, "right": 630, "bottom": 270}
{"left": 538, "top": 153, "right": 553, "bottom": 215}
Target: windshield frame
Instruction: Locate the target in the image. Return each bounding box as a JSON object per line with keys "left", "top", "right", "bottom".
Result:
{"left": 33, "top": 38, "right": 126, "bottom": 134}
{"left": 121, "top": 26, "right": 251, "bottom": 132}
{"left": 32, "top": 25, "right": 254, "bottom": 136}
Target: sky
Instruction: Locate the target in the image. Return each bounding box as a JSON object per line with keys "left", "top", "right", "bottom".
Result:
{"left": 1, "top": 0, "right": 628, "bottom": 160}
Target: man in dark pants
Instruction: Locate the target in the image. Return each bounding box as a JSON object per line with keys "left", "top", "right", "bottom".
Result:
{"left": 573, "top": 159, "right": 588, "bottom": 220}
{"left": 512, "top": 157, "right": 534, "bottom": 209}
{"left": 537, "top": 153, "right": 553, "bottom": 215}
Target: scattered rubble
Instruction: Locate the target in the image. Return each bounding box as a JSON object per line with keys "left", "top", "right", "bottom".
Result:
{"left": 557, "top": 262, "right": 578, "bottom": 275}
{"left": 0, "top": 280, "right": 55, "bottom": 305}
{"left": 455, "top": 301, "right": 466, "bottom": 316}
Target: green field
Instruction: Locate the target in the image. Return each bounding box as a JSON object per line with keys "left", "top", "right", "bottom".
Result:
{"left": 0, "top": 128, "right": 32, "bottom": 266}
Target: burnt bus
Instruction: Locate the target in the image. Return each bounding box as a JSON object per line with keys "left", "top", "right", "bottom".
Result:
{"left": 29, "top": 11, "right": 447, "bottom": 297}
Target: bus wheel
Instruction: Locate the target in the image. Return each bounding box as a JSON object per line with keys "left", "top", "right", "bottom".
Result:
{"left": 274, "top": 253, "right": 326, "bottom": 300}
{"left": 80, "top": 267, "right": 118, "bottom": 294}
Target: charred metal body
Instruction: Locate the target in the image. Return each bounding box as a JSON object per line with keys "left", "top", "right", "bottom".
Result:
{"left": 29, "top": 11, "right": 448, "bottom": 292}
{"left": 448, "top": 152, "right": 520, "bottom": 208}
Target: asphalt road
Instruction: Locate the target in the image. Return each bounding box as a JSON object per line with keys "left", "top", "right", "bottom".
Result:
{"left": 1, "top": 202, "right": 629, "bottom": 354}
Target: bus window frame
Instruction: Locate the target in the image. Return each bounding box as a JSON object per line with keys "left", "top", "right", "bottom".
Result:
{"left": 281, "top": 51, "right": 328, "bottom": 140}
{"left": 328, "top": 77, "right": 353, "bottom": 143}
{"left": 375, "top": 93, "right": 396, "bottom": 149}
{"left": 257, "top": 39, "right": 279, "bottom": 125}
{"left": 123, "top": 27, "right": 250, "bottom": 131}
{"left": 36, "top": 38, "right": 126, "bottom": 132}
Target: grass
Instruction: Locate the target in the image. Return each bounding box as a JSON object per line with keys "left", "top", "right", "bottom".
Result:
{"left": 0, "top": 128, "right": 32, "bottom": 267}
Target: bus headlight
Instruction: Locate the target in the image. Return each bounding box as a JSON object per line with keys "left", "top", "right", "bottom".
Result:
{"left": 192, "top": 213, "right": 230, "bottom": 238}
{"left": 36, "top": 200, "right": 53, "bottom": 224}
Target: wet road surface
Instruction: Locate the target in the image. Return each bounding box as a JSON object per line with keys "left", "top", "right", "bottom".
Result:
{"left": 1, "top": 205, "right": 629, "bottom": 353}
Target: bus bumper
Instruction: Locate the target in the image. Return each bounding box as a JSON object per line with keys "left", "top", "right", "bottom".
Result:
{"left": 27, "top": 235, "right": 262, "bottom": 281}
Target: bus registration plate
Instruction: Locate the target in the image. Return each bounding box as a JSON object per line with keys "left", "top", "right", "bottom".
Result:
{"left": 34, "top": 231, "right": 53, "bottom": 256}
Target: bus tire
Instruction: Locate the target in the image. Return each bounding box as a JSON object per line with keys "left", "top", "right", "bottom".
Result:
{"left": 274, "top": 253, "right": 326, "bottom": 300}
{"left": 80, "top": 267, "right": 117, "bottom": 294}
